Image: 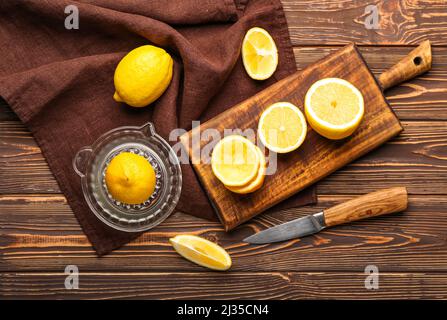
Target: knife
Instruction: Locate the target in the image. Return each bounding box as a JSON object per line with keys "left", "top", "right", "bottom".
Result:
{"left": 244, "top": 187, "right": 408, "bottom": 244}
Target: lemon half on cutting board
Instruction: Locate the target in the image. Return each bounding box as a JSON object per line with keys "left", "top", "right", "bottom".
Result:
{"left": 305, "top": 78, "right": 364, "bottom": 140}
{"left": 242, "top": 27, "right": 278, "bottom": 80}
{"left": 225, "top": 146, "right": 266, "bottom": 194}
{"left": 258, "top": 102, "right": 307, "bottom": 153}
{"left": 170, "top": 235, "right": 232, "bottom": 271}
{"left": 211, "top": 135, "right": 260, "bottom": 187}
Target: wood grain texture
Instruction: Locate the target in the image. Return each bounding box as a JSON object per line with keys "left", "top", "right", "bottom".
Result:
{"left": 2, "top": 271, "right": 447, "bottom": 299}
{"left": 282, "top": 0, "right": 447, "bottom": 45}
{"left": 180, "top": 44, "right": 403, "bottom": 231}
{"left": 379, "top": 40, "right": 432, "bottom": 89}
{"left": 0, "top": 121, "right": 59, "bottom": 193}
{"left": 2, "top": 194, "right": 447, "bottom": 273}
{"left": 324, "top": 187, "right": 408, "bottom": 227}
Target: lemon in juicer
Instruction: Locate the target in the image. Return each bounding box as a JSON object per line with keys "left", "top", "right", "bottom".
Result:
{"left": 105, "top": 152, "right": 156, "bottom": 205}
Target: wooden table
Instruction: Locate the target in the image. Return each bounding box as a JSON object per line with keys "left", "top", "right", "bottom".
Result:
{"left": 1, "top": 0, "right": 447, "bottom": 299}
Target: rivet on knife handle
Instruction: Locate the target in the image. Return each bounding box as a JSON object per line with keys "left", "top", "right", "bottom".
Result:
{"left": 323, "top": 187, "right": 408, "bottom": 227}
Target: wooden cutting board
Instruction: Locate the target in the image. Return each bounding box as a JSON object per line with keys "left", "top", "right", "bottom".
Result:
{"left": 180, "top": 42, "right": 432, "bottom": 231}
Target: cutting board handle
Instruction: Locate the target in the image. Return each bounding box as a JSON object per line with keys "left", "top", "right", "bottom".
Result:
{"left": 378, "top": 40, "right": 432, "bottom": 90}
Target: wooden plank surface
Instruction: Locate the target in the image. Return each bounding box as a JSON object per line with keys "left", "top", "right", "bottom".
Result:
{"left": 1, "top": 194, "right": 447, "bottom": 272}
{"left": 1, "top": 0, "right": 447, "bottom": 299}
{"left": 282, "top": 0, "right": 447, "bottom": 45}
{"left": 2, "top": 272, "right": 447, "bottom": 299}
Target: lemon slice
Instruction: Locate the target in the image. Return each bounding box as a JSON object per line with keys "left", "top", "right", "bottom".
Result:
{"left": 226, "top": 146, "right": 266, "bottom": 194}
{"left": 258, "top": 102, "right": 307, "bottom": 153}
{"left": 211, "top": 135, "right": 260, "bottom": 187}
{"left": 242, "top": 27, "right": 278, "bottom": 80}
{"left": 170, "top": 235, "right": 232, "bottom": 271}
{"left": 305, "top": 78, "right": 364, "bottom": 140}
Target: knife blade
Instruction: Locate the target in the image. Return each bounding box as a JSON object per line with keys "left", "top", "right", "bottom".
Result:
{"left": 244, "top": 187, "right": 408, "bottom": 245}
{"left": 244, "top": 212, "right": 325, "bottom": 244}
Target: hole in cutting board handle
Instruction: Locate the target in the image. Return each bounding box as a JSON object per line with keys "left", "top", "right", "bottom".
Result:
{"left": 413, "top": 56, "right": 422, "bottom": 66}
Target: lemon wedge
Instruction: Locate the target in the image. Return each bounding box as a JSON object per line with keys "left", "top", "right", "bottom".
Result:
{"left": 211, "top": 135, "right": 260, "bottom": 187}
{"left": 242, "top": 27, "right": 278, "bottom": 80}
{"left": 305, "top": 78, "right": 364, "bottom": 140}
{"left": 258, "top": 102, "right": 307, "bottom": 153}
{"left": 170, "top": 235, "right": 232, "bottom": 271}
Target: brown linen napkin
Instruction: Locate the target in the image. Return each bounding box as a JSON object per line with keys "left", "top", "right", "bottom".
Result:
{"left": 0, "top": 0, "right": 316, "bottom": 255}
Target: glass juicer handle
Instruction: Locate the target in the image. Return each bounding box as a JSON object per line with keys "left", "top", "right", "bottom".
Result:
{"left": 139, "top": 122, "right": 156, "bottom": 137}
{"left": 73, "top": 146, "right": 93, "bottom": 177}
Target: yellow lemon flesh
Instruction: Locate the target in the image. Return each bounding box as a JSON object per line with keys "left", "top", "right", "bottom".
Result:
{"left": 170, "top": 235, "right": 232, "bottom": 271}
{"left": 105, "top": 152, "right": 156, "bottom": 205}
{"left": 258, "top": 102, "right": 307, "bottom": 153}
{"left": 226, "top": 146, "right": 266, "bottom": 194}
{"left": 211, "top": 135, "right": 260, "bottom": 187}
{"left": 305, "top": 78, "right": 364, "bottom": 140}
{"left": 242, "top": 27, "right": 278, "bottom": 80}
{"left": 114, "top": 45, "right": 173, "bottom": 107}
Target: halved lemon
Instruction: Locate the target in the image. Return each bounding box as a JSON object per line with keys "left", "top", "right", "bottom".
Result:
{"left": 211, "top": 135, "right": 260, "bottom": 187}
{"left": 105, "top": 152, "right": 156, "bottom": 204}
{"left": 242, "top": 27, "right": 278, "bottom": 80}
{"left": 170, "top": 235, "right": 232, "bottom": 271}
{"left": 258, "top": 102, "right": 307, "bottom": 153}
{"left": 226, "top": 146, "right": 266, "bottom": 194}
{"left": 305, "top": 78, "right": 364, "bottom": 140}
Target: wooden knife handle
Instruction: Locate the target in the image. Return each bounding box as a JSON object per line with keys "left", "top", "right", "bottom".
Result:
{"left": 324, "top": 187, "right": 408, "bottom": 227}
{"left": 378, "top": 40, "right": 432, "bottom": 90}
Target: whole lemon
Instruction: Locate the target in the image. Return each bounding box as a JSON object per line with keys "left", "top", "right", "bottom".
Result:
{"left": 113, "top": 45, "right": 173, "bottom": 107}
{"left": 105, "top": 152, "right": 156, "bottom": 205}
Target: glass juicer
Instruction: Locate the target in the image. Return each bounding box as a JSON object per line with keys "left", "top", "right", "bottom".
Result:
{"left": 73, "top": 122, "right": 182, "bottom": 232}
